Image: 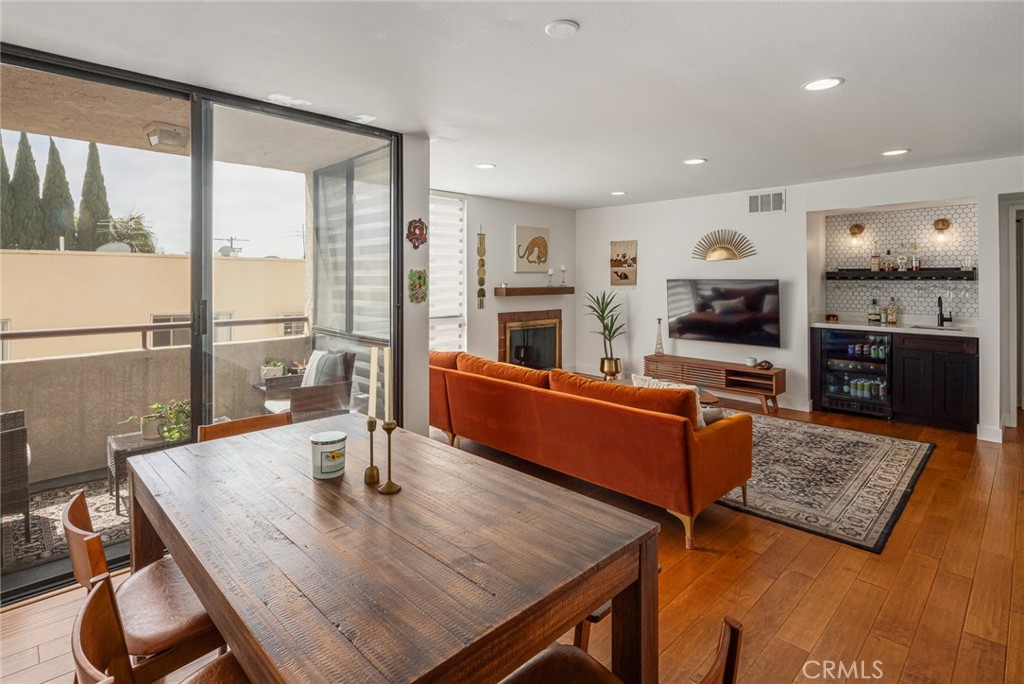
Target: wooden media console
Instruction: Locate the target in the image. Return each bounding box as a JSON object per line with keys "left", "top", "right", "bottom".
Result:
{"left": 644, "top": 353, "right": 786, "bottom": 414}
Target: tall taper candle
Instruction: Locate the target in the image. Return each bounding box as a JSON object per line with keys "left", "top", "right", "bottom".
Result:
{"left": 384, "top": 347, "right": 393, "bottom": 422}
{"left": 368, "top": 346, "right": 379, "bottom": 419}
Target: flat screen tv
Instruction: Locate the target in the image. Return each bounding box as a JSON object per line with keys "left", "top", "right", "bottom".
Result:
{"left": 666, "top": 279, "right": 781, "bottom": 348}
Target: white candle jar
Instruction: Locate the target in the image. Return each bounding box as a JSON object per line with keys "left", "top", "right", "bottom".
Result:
{"left": 310, "top": 431, "right": 346, "bottom": 479}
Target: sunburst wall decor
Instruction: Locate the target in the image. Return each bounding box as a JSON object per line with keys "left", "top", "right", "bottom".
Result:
{"left": 691, "top": 229, "right": 758, "bottom": 261}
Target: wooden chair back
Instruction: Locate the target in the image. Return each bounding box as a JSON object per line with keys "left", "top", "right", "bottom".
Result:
{"left": 291, "top": 381, "right": 352, "bottom": 422}
{"left": 72, "top": 573, "right": 136, "bottom": 684}
{"left": 699, "top": 616, "right": 743, "bottom": 684}
{"left": 198, "top": 412, "right": 293, "bottom": 442}
{"left": 63, "top": 490, "right": 109, "bottom": 589}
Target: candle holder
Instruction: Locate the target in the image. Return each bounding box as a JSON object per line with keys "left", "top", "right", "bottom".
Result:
{"left": 364, "top": 416, "right": 380, "bottom": 485}
{"left": 378, "top": 420, "right": 401, "bottom": 495}
{"left": 560, "top": 271, "right": 566, "bottom": 286}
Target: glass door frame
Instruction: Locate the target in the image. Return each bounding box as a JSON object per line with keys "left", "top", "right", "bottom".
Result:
{"left": 1, "top": 44, "right": 405, "bottom": 439}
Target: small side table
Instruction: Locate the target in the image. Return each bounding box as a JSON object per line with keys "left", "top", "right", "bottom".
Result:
{"left": 106, "top": 432, "right": 169, "bottom": 516}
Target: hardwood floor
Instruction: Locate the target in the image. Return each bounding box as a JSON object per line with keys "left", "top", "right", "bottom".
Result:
{"left": 1, "top": 403, "right": 1020, "bottom": 684}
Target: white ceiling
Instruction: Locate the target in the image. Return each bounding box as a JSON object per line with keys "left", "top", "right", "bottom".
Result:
{"left": 2, "top": 2, "right": 1022, "bottom": 210}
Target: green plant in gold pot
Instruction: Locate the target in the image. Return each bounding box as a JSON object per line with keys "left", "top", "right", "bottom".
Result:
{"left": 584, "top": 290, "right": 626, "bottom": 380}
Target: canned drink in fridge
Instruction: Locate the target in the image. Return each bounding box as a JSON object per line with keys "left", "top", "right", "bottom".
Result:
{"left": 848, "top": 344, "right": 856, "bottom": 356}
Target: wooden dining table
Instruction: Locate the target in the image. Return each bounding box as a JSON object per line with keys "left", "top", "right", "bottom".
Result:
{"left": 128, "top": 412, "right": 659, "bottom": 683}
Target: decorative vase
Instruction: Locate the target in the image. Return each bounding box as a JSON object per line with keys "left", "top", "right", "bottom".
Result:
{"left": 140, "top": 414, "right": 164, "bottom": 441}
{"left": 261, "top": 365, "right": 284, "bottom": 381}
{"left": 600, "top": 357, "right": 622, "bottom": 381}
{"left": 654, "top": 317, "right": 665, "bottom": 355}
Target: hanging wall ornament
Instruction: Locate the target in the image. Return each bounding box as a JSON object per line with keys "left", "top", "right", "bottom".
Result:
{"left": 476, "top": 228, "right": 487, "bottom": 309}
{"left": 406, "top": 218, "right": 428, "bottom": 249}
{"left": 691, "top": 229, "right": 757, "bottom": 261}
{"left": 408, "top": 269, "right": 428, "bottom": 304}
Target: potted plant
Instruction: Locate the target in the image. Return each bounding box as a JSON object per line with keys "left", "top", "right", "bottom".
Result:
{"left": 584, "top": 290, "right": 627, "bottom": 380}
{"left": 151, "top": 399, "right": 191, "bottom": 443}
{"left": 261, "top": 358, "right": 284, "bottom": 381}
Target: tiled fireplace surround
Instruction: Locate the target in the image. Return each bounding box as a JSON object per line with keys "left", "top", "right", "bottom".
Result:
{"left": 497, "top": 310, "right": 562, "bottom": 367}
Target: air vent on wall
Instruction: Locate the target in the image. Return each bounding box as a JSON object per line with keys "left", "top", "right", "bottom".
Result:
{"left": 748, "top": 190, "right": 786, "bottom": 214}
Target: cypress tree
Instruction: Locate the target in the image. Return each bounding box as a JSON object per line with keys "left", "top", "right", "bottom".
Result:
{"left": 40, "top": 138, "right": 76, "bottom": 250}
{"left": 77, "top": 142, "right": 110, "bottom": 251}
{"left": 1, "top": 145, "right": 12, "bottom": 249}
{"left": 9, "top": 132, "right": 43, "bottom": 249}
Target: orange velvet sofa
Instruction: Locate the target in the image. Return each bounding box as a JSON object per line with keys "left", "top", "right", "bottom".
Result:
{"left": 428, "top": 352, "right": 753, "bottom": 548}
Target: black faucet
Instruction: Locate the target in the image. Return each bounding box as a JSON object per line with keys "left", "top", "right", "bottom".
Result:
{"left": 937, "top": 297, "right": 953, "bottom": 327}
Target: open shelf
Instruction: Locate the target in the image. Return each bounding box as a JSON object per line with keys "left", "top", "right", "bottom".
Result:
{"left": 493, "top": 286, "right": 575, "bottom": 297}
{"left": 825, "top": 268, "right": 975, "bottom": 281}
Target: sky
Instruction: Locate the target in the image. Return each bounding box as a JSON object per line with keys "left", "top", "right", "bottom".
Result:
{"left": 1, "top": 130, "right": 306, "bottom": 258}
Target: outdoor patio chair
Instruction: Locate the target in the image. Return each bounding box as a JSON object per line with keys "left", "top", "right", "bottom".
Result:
{"left": 264, "top": 349, "right": 355, "bottom": 418}
{"left": 1, "top": 410, "right": 31, "bottom": 543}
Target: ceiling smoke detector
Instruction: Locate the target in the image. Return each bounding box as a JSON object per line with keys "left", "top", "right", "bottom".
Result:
{"left": 143, "top": 122, "right": 189, "bottom": 152}
{"left": 544, "top": 20, "right": 580, "bottom": 38}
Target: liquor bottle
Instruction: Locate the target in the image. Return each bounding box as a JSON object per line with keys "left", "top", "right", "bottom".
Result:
{"left": 868, "top": 299, "right": 881, "bottom": 323}
{"left": 896, "top": 243, "right": 908, "bottom": 271}
{"left": 883, "top": 249, "right": 894, "bottom": 271}
{"left": 911, "top": 242, "right": 921, "bottom": 270}
{"left": 887, "top": 297, "right": 898, "bottom": 325}
{"left": 870, "top": 242, "right": 881, "bottom": 272}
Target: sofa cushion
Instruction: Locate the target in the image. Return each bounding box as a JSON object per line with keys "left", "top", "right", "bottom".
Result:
{"left": 456, "top": 353, "right": 550, "bottom": 388}
{"left": 630, "top": 373, "right": 706, "bottom": 429}
{"left": 429, "top": 350, "right": 461, "bottom": 369}
{"left": 309, "top": 350, "right": 355, "bottom": 386}
{"left": 550, "top": 369, "right": 699, "bottom": 425}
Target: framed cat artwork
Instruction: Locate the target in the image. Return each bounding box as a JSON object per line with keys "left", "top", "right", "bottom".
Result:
{"left": 514, "top": 225, "right": 549, "bottom": 273}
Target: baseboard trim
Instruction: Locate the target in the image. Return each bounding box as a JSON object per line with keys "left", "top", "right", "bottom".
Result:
{"left": 977, "top": 424, "right": 1004, "bottom": 443}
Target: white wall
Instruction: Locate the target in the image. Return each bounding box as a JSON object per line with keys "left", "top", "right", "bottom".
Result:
{"left": 402, "top": 135, "right": 430, "bottom": 435}
{"left": 463, "top": 195, "right": 577, "bottom": 367}
{"left": 575, "top": 156, "right": 1024, "bottom": 440}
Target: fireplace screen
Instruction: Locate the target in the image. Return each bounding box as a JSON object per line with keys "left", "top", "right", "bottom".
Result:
{"left": 506, "top": 321, "right": 559, "bottom": 370}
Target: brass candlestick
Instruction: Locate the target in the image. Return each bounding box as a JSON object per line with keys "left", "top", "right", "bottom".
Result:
{"left": 378, "top": 420, "right": 401, "bottom": 495}
{"left": 364, "top": 416, "right": 380, "bottom": 485}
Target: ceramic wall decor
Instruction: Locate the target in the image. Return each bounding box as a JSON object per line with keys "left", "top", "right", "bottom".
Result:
{"left": 406, "top": 218, "right": 428, "bottom": 249}
{"left": 408, "top": 269, "right": 428, "bottom": 304}
{"left": 514, "top": 225, "right": 549, "bottom": 272}
{"left": 692, "top": 229, "right": 757, "bottom": 261}
{"left": 610, "top": 239, "right": 638, "bottom": 285}
{"left": 476, "top": 228, "right": 487, "bottom": 309}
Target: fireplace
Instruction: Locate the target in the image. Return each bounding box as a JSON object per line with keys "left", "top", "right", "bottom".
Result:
{"left": 498, "top": 310, "right": 562, "bottom": 370}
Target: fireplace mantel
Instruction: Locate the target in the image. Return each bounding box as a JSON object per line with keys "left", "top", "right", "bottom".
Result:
{"left": 494, "top": 286, "right": 574, "bottom": 297}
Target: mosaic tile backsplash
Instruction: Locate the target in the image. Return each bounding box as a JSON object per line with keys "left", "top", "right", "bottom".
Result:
{"left": 824, "top": 204, "right": 979, "bottom": 318}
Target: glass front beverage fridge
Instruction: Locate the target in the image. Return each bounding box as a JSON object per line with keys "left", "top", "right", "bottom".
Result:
{"left": 820, "top": 329, "right": 893, "bottom": 418}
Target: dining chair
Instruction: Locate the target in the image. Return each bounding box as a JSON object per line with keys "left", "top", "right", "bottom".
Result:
{"left": 699, "top": 616, "right": 743, "bottom": 684}
{"left": 198, "top": 412, "right": 292, "bottom": 442}
{"left": 62, "top": 491, "right": 224, "bottom": 682}
{"left": 73, "top": 572, "right": 249, "bottom": 684}
{"left": 574, "top": 564, "right": 661, "bottom": 652}
{"left": 499, "top": 644, "right": 622, "bottom": 684}
{"left": 1, "top": 419, "right": 31, "bottom": 542}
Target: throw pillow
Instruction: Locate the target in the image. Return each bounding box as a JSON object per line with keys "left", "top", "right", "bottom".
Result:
{"left": 549, "top": 369, "right": 699, "bottom": 424}
{"left": 631, "top": 373, "right": 706, "bottom": 429}
{"left": 711, "top": 297, "right": 746, "bottom": 314}
{"left": 703, "top": 407, "right": 725, "bottom": 425}
{"left": 456, "top": 353, "right": 550, "bottom": 388}
{"left": 311, "top": 350, "right": 356, "bottom": 386}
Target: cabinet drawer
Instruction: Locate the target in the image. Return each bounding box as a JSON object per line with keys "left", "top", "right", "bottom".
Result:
{"left": 893, "top": 334, "right": 977, "bottom": 355}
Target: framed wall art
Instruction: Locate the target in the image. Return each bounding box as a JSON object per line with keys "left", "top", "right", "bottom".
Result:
{"left": 610, "top": 239, "right": 637, "bottom": 285}
{"left": 514, "top": 225, "right": 549, "bottom": 273}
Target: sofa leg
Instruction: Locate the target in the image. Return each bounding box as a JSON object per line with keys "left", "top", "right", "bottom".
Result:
{"left": 444, "top": 431, "right": 455, "bottom": 447}
{"left": 453, "top": 436, "right": 462, "bottom": 449}
{"left": 667, "top": 510, "right": 695, "bottom": 549}
{"left": 741, "top": 483, "right": 748, "bottom": 507}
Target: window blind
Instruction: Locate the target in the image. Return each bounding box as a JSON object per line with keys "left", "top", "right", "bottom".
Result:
{"left": 428, "top": 194, "right": 467, "bottom": 351}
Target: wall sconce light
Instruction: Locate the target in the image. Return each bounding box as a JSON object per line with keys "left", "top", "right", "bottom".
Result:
{"left": 848, "top": 223, "right": 865, "bottom": 246}
{"left": 933, "top": 218, "right": 951, "bottom": 243}
{"left": 143, "top": 122, "right": 189, "bottom": 152}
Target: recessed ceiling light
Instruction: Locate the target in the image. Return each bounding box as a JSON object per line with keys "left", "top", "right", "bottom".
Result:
{"left": 267, "top": 93, "right": 312, "bottom": 107}
{"left": 610, "top": 191, "right": 627, "bottom": 196}
{"left": 882, "top": 149, "right": 910, "bottom": 156}
{"left": 475, "top": 163, "right": 497, "bottom": 170}
{"left": 802, "top": 77, "right": 845, "bottom": 91}
{"left": 544, "top": 20, "right": 580, "bottom": 38}
{"left": 683, "top": 158, "right": 708, "bottom": 165}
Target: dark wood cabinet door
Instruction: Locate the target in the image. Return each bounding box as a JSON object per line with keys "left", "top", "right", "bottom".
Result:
{"left": 933, "top": 351, "right": 980, "bottom": 426}
{"left": 892, "top": 347, "right": 933, "bottom": 416}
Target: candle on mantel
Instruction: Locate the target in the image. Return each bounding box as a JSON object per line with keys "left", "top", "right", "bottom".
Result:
{"left": 560, "top": 264, "right": 566, "bottom": 273}
{"left": 368, "top": 346, "right": 379, "bottom": 419}
{"left": 384, "top": 347, "right": 393, "bottom": 422}
{"left": 547, "top": 268, "right": 554, "bottom": 276}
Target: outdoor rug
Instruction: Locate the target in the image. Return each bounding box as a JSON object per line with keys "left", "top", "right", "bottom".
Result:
{"left": 718, "top": 411, "right": 933, "bottom": 553}
{"left": 1, "top": 478, "right": 128, "bottom": 572}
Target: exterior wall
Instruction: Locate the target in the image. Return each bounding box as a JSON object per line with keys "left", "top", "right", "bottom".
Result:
{"left": 0, "top": 335, "right": 310, "bottom": 483}
{"left": 0, "top": 250, "right": 305, "bottom": 359}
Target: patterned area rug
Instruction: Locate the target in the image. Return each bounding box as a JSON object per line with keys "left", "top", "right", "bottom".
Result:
{"left": 1, "top": 478, "right": 128, "bottom": 573}
{"left": 717, "top": 411, "right": 933, "bottom": 553}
